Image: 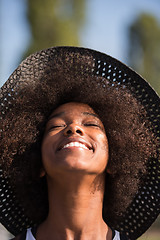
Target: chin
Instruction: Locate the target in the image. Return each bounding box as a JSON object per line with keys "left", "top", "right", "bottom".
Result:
{"left": 61, "top": 156, "right": 90, "bottom": 171}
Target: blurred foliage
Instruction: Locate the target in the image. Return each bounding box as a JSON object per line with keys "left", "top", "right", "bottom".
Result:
{"left": 128, "top": 13, "right": 160, "bottom": 95}
{"left": 24, "top": 0, "right": 85, "bottom": 57}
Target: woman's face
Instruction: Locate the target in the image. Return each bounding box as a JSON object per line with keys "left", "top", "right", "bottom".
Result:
{"left": 41, "top": 102, "right": 109, "bottom": 177}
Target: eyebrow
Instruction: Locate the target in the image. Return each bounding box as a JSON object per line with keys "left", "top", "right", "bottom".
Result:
{"left": 48, "top": 112, "right": 65, "bottom": 121}
{"left": 48, "top": 111, "right": 100, "bottom": 121}
{"left": 82, "top": 112, "right": 100, "bottom": 119}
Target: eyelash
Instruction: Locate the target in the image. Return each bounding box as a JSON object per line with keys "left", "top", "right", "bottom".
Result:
{"left": 84, "top": 123, "right": 101, "bottom": 128}
{"left": 47, "top": 122, "right": 101, "bottom": 131}
{"left": 48, "top": 125, "right": 65, "bottom": 130}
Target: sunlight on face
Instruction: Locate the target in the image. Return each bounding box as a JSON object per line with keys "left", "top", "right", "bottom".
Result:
{"left": 41, "top": 102, "right": 109, "bottom": 177}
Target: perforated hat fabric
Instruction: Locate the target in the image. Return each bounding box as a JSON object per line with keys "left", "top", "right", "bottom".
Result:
{"left": 0, "top": 47, "right": 160, "bottom": 239}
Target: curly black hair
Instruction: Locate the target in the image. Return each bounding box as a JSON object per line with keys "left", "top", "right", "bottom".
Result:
{"left": 0, "top": 65, "right": 157, "bottom": 230}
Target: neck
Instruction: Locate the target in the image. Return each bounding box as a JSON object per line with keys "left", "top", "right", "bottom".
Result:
{"left": 37, "top": 172, "right": 111, "bottom": 240}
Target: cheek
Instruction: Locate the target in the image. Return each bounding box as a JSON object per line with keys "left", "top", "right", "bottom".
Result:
{"left": 101, "top": 140, "right": 109, "bottom": 164}
{"left": 41, "top": 136, "right": 55, "bottom": 166}
{"left": 42, "top": 132, "right": 58, "bottom": 154}
{"left": 98, "top": 133, "right": 109, "bottom": 154}
{"left": 101, "top": 136, "right": 109, "bottom": 163}
{"left": 95, "top": 133, "right": 109, "bottom": 168}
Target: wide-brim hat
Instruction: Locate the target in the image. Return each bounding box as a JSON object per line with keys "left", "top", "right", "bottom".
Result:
{"left": 0, "top": 47, "right": 160, "bottom": 239}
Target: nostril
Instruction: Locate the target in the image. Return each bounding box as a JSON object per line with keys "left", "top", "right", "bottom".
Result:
{"left": 67, "top": 129, "right": 72, "bottom": 134}
{"left": 76, "top": 129, "right": 82, "bottom": 134}
{"left": 65, "top": 128, "right": 82, "bottom": 135}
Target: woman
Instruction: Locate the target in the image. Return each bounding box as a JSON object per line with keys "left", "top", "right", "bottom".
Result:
{"left": 0, "top": 47, "right": 159, "bottom": 240}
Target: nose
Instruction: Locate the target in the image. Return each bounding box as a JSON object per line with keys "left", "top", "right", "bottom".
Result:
{"left": 64, "top": 124, "right": 84, "bottom": 136}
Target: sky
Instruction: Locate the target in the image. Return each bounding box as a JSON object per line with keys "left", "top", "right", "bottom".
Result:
{"left": 1, "top": 0, "right": 160, "bottom": 87}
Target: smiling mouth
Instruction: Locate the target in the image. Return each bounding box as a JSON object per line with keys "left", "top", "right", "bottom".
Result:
{"left": 58, "top": 141, "right": 93, "bottom": 152}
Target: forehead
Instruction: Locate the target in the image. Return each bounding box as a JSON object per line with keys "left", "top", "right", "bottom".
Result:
{"left": 52, "top": 102, "right": 96, "bottom": 115}
{"left": 48, "top": 102, "right": 101, "bottom": 121}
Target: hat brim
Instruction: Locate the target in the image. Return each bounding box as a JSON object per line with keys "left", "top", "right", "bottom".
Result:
{"left": 0, "top": 47, "right": 160, "bottom": 239}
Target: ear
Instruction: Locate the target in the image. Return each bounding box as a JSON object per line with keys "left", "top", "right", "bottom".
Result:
{"left": 40, "top": 167, "right": 46, "bottom": 177}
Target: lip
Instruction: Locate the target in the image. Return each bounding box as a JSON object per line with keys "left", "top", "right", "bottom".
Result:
{"left": 57, "top": 137, "right": 94, "bottom": 152}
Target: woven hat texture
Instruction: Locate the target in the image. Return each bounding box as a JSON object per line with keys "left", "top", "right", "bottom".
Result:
{"left": 0, "top": 47, "right": 160, "bottom": 239}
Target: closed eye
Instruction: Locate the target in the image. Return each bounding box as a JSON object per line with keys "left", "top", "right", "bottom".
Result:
{"left": 48, "top": 125, "right": 65, "bottom": 131}
{"left": 84, "top": 123, "right": 101, "bottom": 128}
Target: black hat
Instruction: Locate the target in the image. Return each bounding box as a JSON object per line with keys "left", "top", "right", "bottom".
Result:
{"left": 0, "top": 47, "right": 159, "bottom": 239}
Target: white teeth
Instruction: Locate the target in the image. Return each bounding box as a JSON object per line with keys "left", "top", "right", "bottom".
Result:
{"left": 62, "top": 142, "right": 88, "bottom": 150}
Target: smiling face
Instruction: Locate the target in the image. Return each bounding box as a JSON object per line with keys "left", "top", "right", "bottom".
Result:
{"left": 41, "top": 102, "right": 109, "bottom": 177}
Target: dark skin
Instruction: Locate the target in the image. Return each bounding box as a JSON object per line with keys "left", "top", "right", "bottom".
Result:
{"left": 37, "top": 102, "right": 112, "bottom": 240}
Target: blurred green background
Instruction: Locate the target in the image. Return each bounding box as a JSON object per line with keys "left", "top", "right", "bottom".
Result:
{"left": 0, "top": 0, "right": 160, "bottom": 239}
